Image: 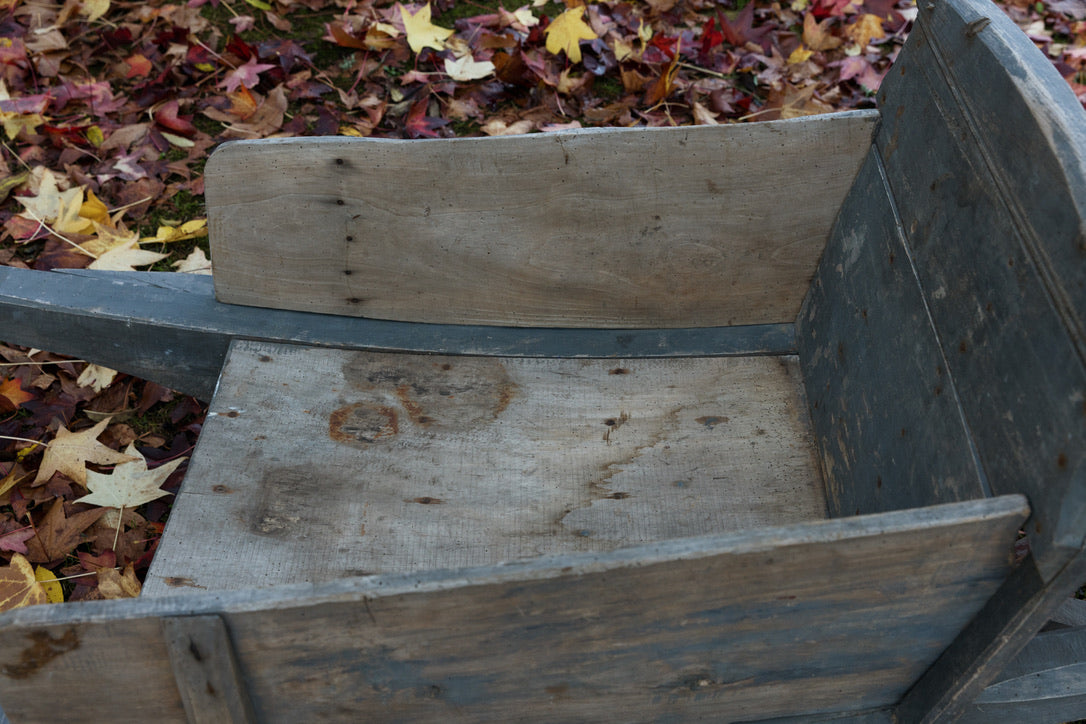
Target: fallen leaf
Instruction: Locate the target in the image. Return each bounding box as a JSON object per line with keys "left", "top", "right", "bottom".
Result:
{"left": 24, "top": 499, "right": 106, "bottom": 564}
{"left": 73, "top": 443, "right": 185, "bottom": 510}
{"left": 33, "top": 417, "right": 139, "bottom": 486}
{"left": 88, "top": 239, "right": 167, "bottom": 271}
{"left": 0, "top": 554, "right": 46, "bottom": 612}
{"left": 172, "top": 247, "right": 212, "bottom": 274}
{"left": 34, "top": 565, "right": 63, "bottom": 603}
{"left": 0, "top": 526, "right": 35, "bottom": 554}
{"left": 846, "top": 14, "right": 886, "bottom": 49}
{"left": 399, "top": 3, "right": 454, "bottom": 55}
{"left": 76, "top": 364, "right": 117, "bottom": 392}
{"left": 0, "top": 378, "right": 34, "bottom": 408}
{"left": 444, "top": 55, "right": 495, "bottom": 81}
{"left": 98, "top": 564, "right": 140, "bottom": 599}
{"left": 544, "top": 6, "right": 598, "bottom": 64}
{"left": 220, "top": 56, "right": 278, "bottom": 94}
{"left": 80, "top": 0, "right": 110, "bottom": 23}
{"left": 803, "top": 13, "right": 844, "bottom": 51}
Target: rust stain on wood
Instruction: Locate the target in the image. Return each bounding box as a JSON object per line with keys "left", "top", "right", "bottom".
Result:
{"left": 329, "top": 402, "right": 399, "bottom": 445}
{"left": 161, "top": 576, "right": 208, "bottom": 589}
{"left": 2, "top": 628, "right": 80, "bottom": 680}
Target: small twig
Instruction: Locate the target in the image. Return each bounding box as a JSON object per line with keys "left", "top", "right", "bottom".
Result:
{"left": 111, "top": 504, "right": 124, "bottom": 553}
{"left": 0, "top": 435, "right": 48, "bottom": 448}
{"left": 19, "top": 208, "right": 98, "bottom": 257}
{"left": 0, "top": 359, "right": 86, "bottom": 367}
{"left": 107, "top": 196, "right": 154, "bottom": 215}
{"left": 675, "top": 61, "right": 730, "bottom": 80}
{"left": 0, "top": 139, "right": 33, "bottom": 171}
{"left": 49, "top": 570, "right": 104, "bottom": 583}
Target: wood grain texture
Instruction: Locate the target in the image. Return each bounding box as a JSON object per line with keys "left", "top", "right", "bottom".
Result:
{"left": 162, "top": 615, "right": 255, "bottom": 723}
{"left": 797, "top": 151, "right": 986, "bottom": 517}
{"left": 874, "top": 0, "right": 1086, "bottom": 579}
{"left": 0, "top": 497, "right": 1027, "bottom": 723}
{"left": 206, "top": 112, "right": 876, "bottom": 328}
{"left": 958, "top": 623, "right": 1086, "bottom": 723}
{"left": 0, "top": 268, "right": 797, "bottom": 400}
{"left": 145, "top": 340, "right": 826, "bottom": 595}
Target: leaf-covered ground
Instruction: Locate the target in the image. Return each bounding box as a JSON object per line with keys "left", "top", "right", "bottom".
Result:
{"left": 0, "top": 0, "right": 1083, "bottom": 607}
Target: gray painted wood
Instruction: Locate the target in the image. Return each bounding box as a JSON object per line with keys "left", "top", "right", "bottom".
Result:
{"left": 207, "top": 112, "right": 875, "bottom": 329}
{"left": 0, "top": 267, "right": 797, "bottom": 400}
{"left": 958, "top": 623, "right": 1086, "bottom": 723}
{"left": 162, "top": 615, "right": 255, "bottom": 723}
{"left": 873, "top": 0, "right": 1086, "bottom": 581}
{"left": 797, "top": 150, "right": 986, "bottom": 517}
{"left": 0, "top": 497, "right": 1027, "bottom": 723}
{"left": 145, "top": 341, "right": 826, "bottom": 595}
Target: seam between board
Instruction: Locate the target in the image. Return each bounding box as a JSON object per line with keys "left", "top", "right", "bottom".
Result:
{"left": 871, "top": 146, "right": 994, "bottom": 500}
{"left": 916, "top": 16, "right": 1086, "bottom": 370}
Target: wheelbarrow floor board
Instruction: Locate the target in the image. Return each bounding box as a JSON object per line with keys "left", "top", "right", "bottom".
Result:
{"left": 1, "top": 0, "right": 1085, "bottom": 721}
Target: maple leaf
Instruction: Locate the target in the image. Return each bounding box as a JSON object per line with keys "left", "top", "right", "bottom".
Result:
{"left": 76, "top": 364, "right": 117, "bottom": 392}
{"left": 98, "top": 564, "right": 141, "bottom": 599}
{"left": 140, "top": 218, "right": 208, "bottom": 244}
{"left": 544, "top": 6, "right": 598, "bottom": 64}
{"left": 220, "top": 56, "right": 277, "bottom": 94}
{"left": 0, "top": 554, "right": 46, "bottom": 612}
{"left": 73, "top": 444, "right": 185, "bottom": 510}
{"left": 803, "top": 13, "right": 844, "bottom": 52}
{"left": 33, "top": 417, "right": 139, "bottom": 486}
{"left": 0, "top": 378, "right": 34, "bottom": 408}
{"left": 444, "top": 55, "right": 496, "bottom": 81}
{"left": 846, "top": 14, "right": 886, "bottom": 49}
{"left": 0, "top": 526, "right": 35, "bottom": 554}
{"left": 24, "top": 499, "right": 106, "bottom": 564}
{"left": 172, "top": 247, "right": 212, "bottom": 274}
{"left": 88, "top": 239, "right": 168, "bottom": 271}
{"left": 399, "top": 3, "right": 454, "bottom": 55}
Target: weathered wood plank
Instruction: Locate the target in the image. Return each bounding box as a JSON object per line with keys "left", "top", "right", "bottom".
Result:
{"left": 797, "top": 150, "right": 986, "bottom": 516}
{"left": 145, "top": 341, "right": 826, "bottom": 595}
{"left": 0, "top": 497, "right": 1028, "bottom": 723}
{"left": 0, "top": 268, "right": 797, "bottom": 400}
{"left": 207, "top": 112, "right": 876, "bottom": 328}
{"left": 874, "top": 0, "right": 1086, "bottom": 580}
{"left": 161, "top": 615, "right": 255, "bottom": 724}
{"left": 957, "top": 623, "right": 1086, "bottom": 723}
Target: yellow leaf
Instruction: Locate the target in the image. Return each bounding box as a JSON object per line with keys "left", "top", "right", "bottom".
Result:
{"left": 80, "top": 189, "right": 110, "bottom": 227}
{"left": 544, "top": 6, "right": 598, "bottom": 64}
{"left": 80, "top": 0, "right": 109, "bottom": 22}
{"left": 788, "top": 45, "right": 814, "bottom": 64}
{"left": 0, "top": 554, "right": 46, "bottom": 612}
{"left": 444, "top": 55, "right": 495, "bottom": 81}
{"left": 34, "top": 566, "right": 64, "bottom": 604}
{"left": 846, "top": 13, "right": 886, "bottom": 49}
{"left": 399, "top": 3, "right": 453, "bottom": 55}
{"left": 76, "top": 363, "right": 117, "bottom": 392}
{"left": 140, "top": 218, "right": 208, "bottom": 244}
{"left": 85, "top": 125, "right": 104, "bottom": 147}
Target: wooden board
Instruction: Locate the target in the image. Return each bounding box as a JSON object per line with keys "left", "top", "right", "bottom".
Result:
{"left": 797, "top": 150, "right": 986, "bottom": 516}
{"left": 206, "top": 111, "right": 876, "bottom": 328}
{"left": 873, "top": 0, "right": 1086, "bottom": 581}
{"left": 0, "top": 268, "right": 797, "bottom": 401}
{"left": 145, "top": 341, "right": 827, "bottom": 595}
{"left": 0, "top": 496, "right": 1028, "bottom": 723}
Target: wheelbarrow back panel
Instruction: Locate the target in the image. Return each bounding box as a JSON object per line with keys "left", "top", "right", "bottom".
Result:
{"left": 205, "top": 113, "right": 875, "bottom": 328}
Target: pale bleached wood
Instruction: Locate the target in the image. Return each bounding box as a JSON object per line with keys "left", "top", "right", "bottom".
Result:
{"left": 206, "top": 111, "right": 876, "bottom": 328}
{"left": 0, "top": 496, "right": 1028, "bottom": 723}
{"left": 145, "top": 340, "right": 827, "bottom": 595}
{"left": 162, "top": 615, "right": 255, "bottom": 724}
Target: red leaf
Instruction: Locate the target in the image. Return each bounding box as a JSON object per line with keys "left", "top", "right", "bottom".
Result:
{"left": 153, "top": 100, "right": 197, "bottom": 137}
{"left": 404, "top": 98, "right": 449, "bottom": 139}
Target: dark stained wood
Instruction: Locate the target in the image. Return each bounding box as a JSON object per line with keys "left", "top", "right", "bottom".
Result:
{"left": 797, "top": 151, "right": 986, "bottom": 516}
{"left": 0, "top": 268, "right": 797, "bottom": 400}
{"left": 874, "top": 0, "right": 1086, "bottom": 581}
{"left": 0, "top": 497, "right": 1027, "bottom": 723}
{"left": 161, "top": 615, "right": 255, "bottom": 723}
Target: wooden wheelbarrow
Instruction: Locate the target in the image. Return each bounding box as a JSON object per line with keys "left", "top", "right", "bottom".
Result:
{"left": 0, "top": 0, "right": 1083, "bottom": 720}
